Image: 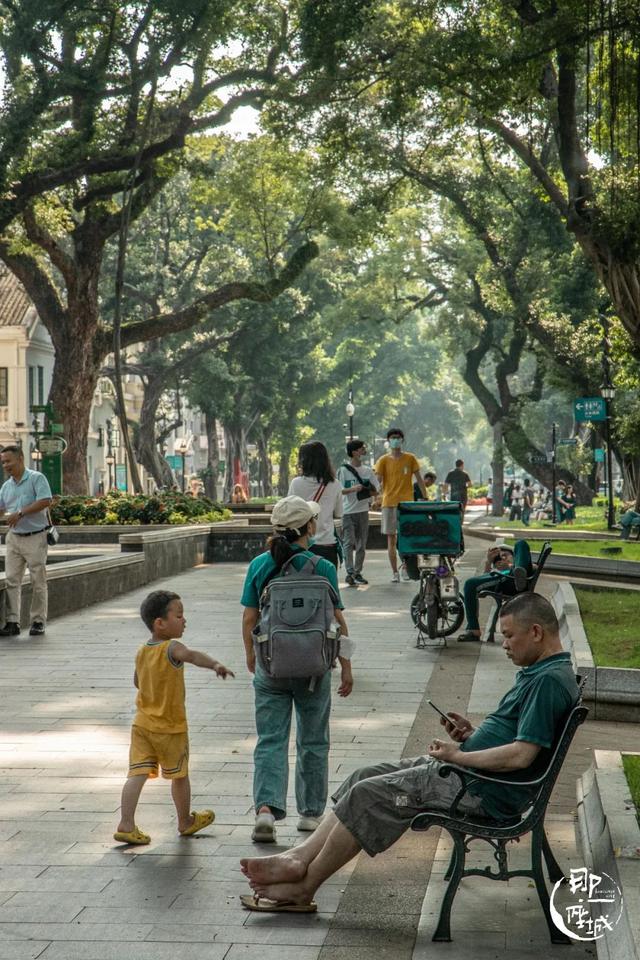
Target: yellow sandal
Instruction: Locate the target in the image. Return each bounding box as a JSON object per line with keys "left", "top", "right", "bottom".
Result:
{"left": 180, "top": 809, "right": 215, "bottom": 836}
{"left": 113, "top": 826, "right": 150, "bottom": 845}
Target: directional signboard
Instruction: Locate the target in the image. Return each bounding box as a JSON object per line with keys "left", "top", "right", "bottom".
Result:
{"left": 594, "top": 448, "right": 605, "bottom": 463}
{"left": 558, "top": 438, "right": 579, "bottom": 446}
{"left": 574, "top": 397, "right": 607, "bottom": 422}
{"left": 37, "top": 436, "right": 67, "bottom": 455}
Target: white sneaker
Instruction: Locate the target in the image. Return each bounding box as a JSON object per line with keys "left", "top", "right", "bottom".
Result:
{"left": 251, "top": 811, "right": 276, "bottom": 843}
{"left": 391, "top": 571, "right": 400, "bottom": 583}
{"left": 297, "top": 815, "right": 321, "bottom": 832}
{"left": 400, "top": 564, "right": 410, "bottom": 581}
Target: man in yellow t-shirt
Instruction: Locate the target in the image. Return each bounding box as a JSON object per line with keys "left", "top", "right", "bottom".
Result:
{"left": 374, "top": 428, "right": 427, "bottom": 582}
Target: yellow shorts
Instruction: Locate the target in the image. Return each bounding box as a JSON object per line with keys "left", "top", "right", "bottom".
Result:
{"left": 127, "top": 725, "right": 189, "bottom": 780}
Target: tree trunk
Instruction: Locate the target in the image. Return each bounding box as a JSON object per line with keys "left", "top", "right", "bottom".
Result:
{"left": 224, "top": 424, "right": 247, "bottom": 500}
{"left": 278, "top": 449, "right": 291, "bottom": 496}
{"left": 502, "top": 416, "right": 594, "bottom": 504}
{"left": 48, "top": 338, "right": 102, "bottom": 494}
{"left": 136, "top": 378, "right": 175, "bottom": 489}
{"left": 256, "top": 429, "right": 273, "bottom": 497}
{"left": 204, "top": 410, "right": 219, "bottom": 500}
{"left": 491, "top": 420, "right": 505, "bottom": 517}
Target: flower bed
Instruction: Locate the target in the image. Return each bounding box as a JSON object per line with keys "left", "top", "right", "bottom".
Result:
{"left": 51, "top": 491, "right": 232, "bottom": 526}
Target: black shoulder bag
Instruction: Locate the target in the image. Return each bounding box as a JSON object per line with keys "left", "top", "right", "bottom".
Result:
{"left": 342, "top": 463, "right": 373, "bottom": 501}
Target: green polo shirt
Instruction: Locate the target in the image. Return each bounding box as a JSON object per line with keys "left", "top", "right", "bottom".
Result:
{"left": 240, "top": 545, "right": 344, "bottom": 610}
{"left": 460, "top": 652, "right": 579, "bottom": 819}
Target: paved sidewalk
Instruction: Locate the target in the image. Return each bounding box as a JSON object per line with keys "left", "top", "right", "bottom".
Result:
{"left": 0, "top": 539, "right": 610, "bottom": 959}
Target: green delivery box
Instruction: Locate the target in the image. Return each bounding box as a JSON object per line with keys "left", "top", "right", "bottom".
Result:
{"left": 397, "top": 501, "right": 462, "bottom": 557}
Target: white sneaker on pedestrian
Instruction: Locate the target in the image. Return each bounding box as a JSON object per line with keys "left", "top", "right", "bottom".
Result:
{"left": 400, "top": 564, "right": 410, "bottom": 581}
{"left": 297, "top": 815, "right": 322, "bottom": 832}
{"left": 391, "top": 571, "right": 400, "bottom": 583}
{"left": 251, "top": 811, "right": 276, "bottom": 843}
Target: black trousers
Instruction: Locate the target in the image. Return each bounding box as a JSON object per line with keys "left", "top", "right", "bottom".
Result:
{"left": 310, "top": 543, "right": 338, "bottom": 569}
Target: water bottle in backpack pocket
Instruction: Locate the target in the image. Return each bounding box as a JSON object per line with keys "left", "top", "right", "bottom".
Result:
{"left": 253, "top": 555, "right": 341, "bottom": 679}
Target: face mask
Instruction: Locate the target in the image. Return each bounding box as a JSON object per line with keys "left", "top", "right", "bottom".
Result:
{"left": 388, "top": 438, "right": 402, "bottom": 450}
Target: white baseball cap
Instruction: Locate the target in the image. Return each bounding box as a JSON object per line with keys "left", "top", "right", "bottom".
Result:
{"left": 270, "top": 495, "right": 321, "bottom": 534}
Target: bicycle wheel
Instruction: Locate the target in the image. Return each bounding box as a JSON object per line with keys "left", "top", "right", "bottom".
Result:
{"left": 436, "top": 598, "right": 465, "bottom": 637}
{"left": 426, "top": 592, "right": 439, "bottom": 638}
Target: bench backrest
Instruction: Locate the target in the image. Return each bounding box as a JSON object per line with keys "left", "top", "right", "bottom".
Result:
{"left": 521, "top": 694, "right": 587, "bottom": 826}
{"left": 529, "top": 540, "right": 552, "bottom": 591}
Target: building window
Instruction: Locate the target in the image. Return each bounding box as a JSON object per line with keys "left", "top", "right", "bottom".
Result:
{"left": 0, "top": 368, "right": 7, "bottom": 406}
{"left": 28, "top": 367, "right": 35, "bottom": 409}
{"left": 37, "top": 366, "right": 44, "bottom": 404}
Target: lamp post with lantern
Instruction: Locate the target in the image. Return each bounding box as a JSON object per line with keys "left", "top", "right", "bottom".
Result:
{"left": 346, "top": 387, "right": 355, "bottom": 441}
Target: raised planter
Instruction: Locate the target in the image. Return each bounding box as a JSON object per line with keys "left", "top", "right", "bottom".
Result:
{"left": 552, "top": 582, "right": 640, "bottom": 721}
{"left": 577, "top": 750, "right": 640, "bottom": 960}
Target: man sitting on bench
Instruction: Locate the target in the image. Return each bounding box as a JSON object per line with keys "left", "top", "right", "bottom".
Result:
{"left": 239, "top": 593, "right": 579, "bottom": 914}
{"left": 457, "top": 540, "right": 532, "bottom": 643}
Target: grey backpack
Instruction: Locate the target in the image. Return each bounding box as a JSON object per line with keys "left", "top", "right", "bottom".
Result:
{"left": 253, "top": 554, "right": 341, "bottom": 679}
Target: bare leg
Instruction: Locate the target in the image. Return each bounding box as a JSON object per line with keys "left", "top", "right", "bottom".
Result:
{"left": 117, "top": 775, "right": 147, "bottom": 832}
{"left": 241, "top": 811, "right": 338, "bottom": 884}
{"left": 171, "top": 776, "right": 195, "bottom": 833}
{"left": 250, "top": 816, "right": 362, "bottom": 904}
{"left": 387, "top": 533, "right": 398, "bottom": 573}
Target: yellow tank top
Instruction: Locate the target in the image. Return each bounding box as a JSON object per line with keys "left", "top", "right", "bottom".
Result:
{"left": 133, "top": 639, "right": 187, "bottom": 733}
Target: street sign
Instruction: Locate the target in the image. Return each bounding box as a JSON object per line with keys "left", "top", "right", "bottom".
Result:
{"left": 594, "top": 448, "right": 605, "bottom": 463}
{"left": 51, "top": 422, "right": 64, "bottom": 434}
{"left": 530, "top": 455, "right": 547, "bottom": 464}
{"left": 574, "top": 397, "right": 607, "bottom": 422}
{"left": 37, "top": 436, "right": 67, "bottom": 455}
{"left": 166, "top": 454, "right": 182, "bottom": 470}
{"left": 557, "top": 438, "right": 578, "bottom": 446}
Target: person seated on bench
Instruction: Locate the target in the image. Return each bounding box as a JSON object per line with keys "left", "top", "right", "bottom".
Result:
{"left": 239, "top": 593, "right": 579, "bottom": 914}
{"left": 617, "top": 504, "right": 640, "bottom": 540}
{"left": 457, "top": 540, "right": 532, "bottom": 643}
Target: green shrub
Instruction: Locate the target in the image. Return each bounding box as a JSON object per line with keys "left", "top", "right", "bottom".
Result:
{"left": 51, "top": 491, "right": 232, "bottom": 526}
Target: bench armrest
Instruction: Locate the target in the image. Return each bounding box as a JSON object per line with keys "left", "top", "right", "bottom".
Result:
{"left": 438, "top": 761, "right": 547, "bottom": 790}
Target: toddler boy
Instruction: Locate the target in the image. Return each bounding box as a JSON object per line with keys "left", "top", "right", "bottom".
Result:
{"left": 114, "top": 589, "right": 234, "bottom": 845}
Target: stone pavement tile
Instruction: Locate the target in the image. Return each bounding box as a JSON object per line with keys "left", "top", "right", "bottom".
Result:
{"left": 224, "top": 946, "right": 321, "bottom": 960}
{"left": 0, "top": 899, "right": 83, "bottom": 924}
{"left": 320, "top": 948, "right": 413, "bottom": 960}
{"left": 77, "top": 906, "right": 244, "bottom": 926}
{"left": 0, "top": 943, "right": 50, "bottom": 959}
{"left": 0, "top": 924, "right": 152, "bottom": 943}
{"left": 38, "top": 943, "right": 229, "bottom": 960}
{"left": 145, "top": 921, "right": 330, "bottom": 945}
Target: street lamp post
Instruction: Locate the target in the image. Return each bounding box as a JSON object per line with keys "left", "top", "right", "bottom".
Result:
{"left": 105, "top": 418, "right": 114, "bottom": 490}
{"left": 345, "top": 388, "right": 355, "bottom": 442}
{"left": 551, "top": 422, "right": 558, "bottom": 524}
{"left": 600, "top": 319, "right": 617, "bottom": 531}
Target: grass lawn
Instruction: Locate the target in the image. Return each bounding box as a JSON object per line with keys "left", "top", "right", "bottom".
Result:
{"left": 550, "top": 540, "right": 640, "bottom": 561}
{"left": 574, "top": 586, "right": 640, "bottom": 668}
{"left": 490, "top": 503, "right": 621, "bottom": 532}
{"left": 622, "top": 755, "right": 640, "bottom": 815}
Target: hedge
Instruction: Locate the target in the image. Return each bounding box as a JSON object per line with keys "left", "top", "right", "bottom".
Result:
{"left": 50, "top": 491, "right": 232, "bottom": 526}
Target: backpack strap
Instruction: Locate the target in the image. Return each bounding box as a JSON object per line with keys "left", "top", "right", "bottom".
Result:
{"left": 311, "top": 482, "right": 327, "bottom": 502}
{"left": 342, "top": 462, "right": 364, "bottom": 485}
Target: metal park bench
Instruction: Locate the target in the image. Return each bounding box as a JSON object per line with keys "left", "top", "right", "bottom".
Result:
{"left": 478, "top": 540, "right": 553, "bottom": 643}
{"left": 411, "top": 686, "right": 588, "bottom": 945}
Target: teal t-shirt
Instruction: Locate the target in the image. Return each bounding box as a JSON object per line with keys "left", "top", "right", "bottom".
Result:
{"left": 240, "top": 545, "right": 344, "bottom": 610}
{"left": 460, "top": 652, "right": 579, "bottom": 819}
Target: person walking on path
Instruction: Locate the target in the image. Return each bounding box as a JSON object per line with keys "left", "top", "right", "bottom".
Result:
{"left": 337, "top": 439, "right": 379, "bottom": 587}
{"left": 414, "top": 470, "right": 437, "bottom": 501}
{"left": 374, "top": 428, "right": 427, "bottom": 582}
{"left": 114, "top": 590, "right": 235, "bottom": 846}
{"left": 241, "top": 496, "right": 354, "bottom": 844}
{"left": 522, "top": 478, "right": 534, "bottom": 526}
{"left": 509, "top": 483, "right": 524, "bottom": 522}
{"left": 239, "top": 593, "right": 579, "bottom": 913}
{"left": 444, "top": 459, "right": 472, "bottom": 515}
{"left": 457, "top": 541, "right": 532, "bottom": 642}
{"left": 486, "top": 477, "right": 493, "bottom": 514}
{"left": 289, "top": 441, "right": 343, "bottom": 568}
{"left": 562, "top": 484, "right": 577, "bottom": 525}
{"left": 0, "top": 444, "right": 53, "bottom": 637}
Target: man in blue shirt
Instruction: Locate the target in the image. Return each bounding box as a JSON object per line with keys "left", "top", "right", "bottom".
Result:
{"left": 0, "top": 445, "right": 53, "bottom": 636}
{"left": 239, "top": 592, "right": 579, "bottom": 913}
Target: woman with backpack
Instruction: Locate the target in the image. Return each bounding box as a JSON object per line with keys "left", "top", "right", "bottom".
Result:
{"left": 240, "top": 495, "right": 354, "bottom": 844}
{"left": 289, "top": 441, "right": 343, "bottom": 567}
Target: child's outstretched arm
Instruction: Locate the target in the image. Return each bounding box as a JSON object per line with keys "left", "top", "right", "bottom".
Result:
{"left": 169, "top": 641, "right": 235, "bottom": 678}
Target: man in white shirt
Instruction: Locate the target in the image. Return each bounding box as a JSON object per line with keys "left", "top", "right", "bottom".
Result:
{"left": 337, "top": 440, "right": 380, "bottom": 586}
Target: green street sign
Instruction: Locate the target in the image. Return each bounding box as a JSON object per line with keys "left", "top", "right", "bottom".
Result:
{"left": 594, "top": 448, "right": 605, "bottom": 463}
{"left": 558, "top": 438, "right": 578, "bottom": 446}
{"left": 166, "top": 454, "right": 182, "bottom": 470}
{"left": 574, "top": 397, "right": 606, "bottom": 422}
{"left": 115, "top": 462, "right": 128, "bottom": 492}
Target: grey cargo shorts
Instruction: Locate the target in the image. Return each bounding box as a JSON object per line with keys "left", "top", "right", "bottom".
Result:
{"left": 331, "top": 755, "right": 485, "bottom": 856}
